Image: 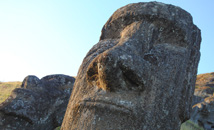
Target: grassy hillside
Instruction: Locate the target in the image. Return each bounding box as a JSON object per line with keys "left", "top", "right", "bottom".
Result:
{"left": 0, "top": 81, "right": 21, "bottom": 104}
{"left": 195, "top": 72, "right": 214, "bottom": 91}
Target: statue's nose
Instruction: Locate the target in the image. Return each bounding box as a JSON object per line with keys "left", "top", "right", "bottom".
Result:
{"left": 86, "top": 45, "right": 146, "bottom": 92}
{"left": 86, "top": 48, "right": 122, "bottom": 92}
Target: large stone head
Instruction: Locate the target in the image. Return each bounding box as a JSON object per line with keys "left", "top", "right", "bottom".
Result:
{"left": 62, "top": 2, "right": 201, "bottom": 130}
{"left": 0, "top": 75, "right": 75, "bottom": 130}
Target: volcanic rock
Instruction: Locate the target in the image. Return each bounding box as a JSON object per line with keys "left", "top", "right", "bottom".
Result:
{"left": 0, "top": 74, "right": 75, "bottom": 130}
{"left": 61, "top": 2, "right": 201, "bottom": 130}
{"left": 191, "top": 96, "right": 214, "bottom": 130}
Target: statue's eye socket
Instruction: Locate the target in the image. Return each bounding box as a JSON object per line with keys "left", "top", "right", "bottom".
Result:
{"left": 154, "top": 27, "right": 187, "bottom": 48}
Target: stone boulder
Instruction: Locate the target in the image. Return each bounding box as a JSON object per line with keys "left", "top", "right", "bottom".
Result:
{"left": 192, "top": 95, "right": 205, "bottom": 107}
{"left": 0, "top": 74, "right": 75, "bottom": 130}
{"left": 61, "top": 2, "right": 201, "bottom": 130}
{"left": 191, "top": 96, "right": 214, "bottom": 130}
{"left": 187, "top": 73, "right": 214, "bottom": 130}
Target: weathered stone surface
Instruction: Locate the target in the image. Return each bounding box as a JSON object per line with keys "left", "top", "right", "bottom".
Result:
{"left": 0, "top": 74, "right": 75, "bottom": 130}
{"left": 192, "top": 95, "right": 204, "bottom": 107}
{"left": 191, "top": 96, "right": 214, "bottom": 130}
{"left": 61, "top": 2, "right": 201, "bottom": 130}
{"left": 188, "top": 73, "right": 214, "bottom": 130}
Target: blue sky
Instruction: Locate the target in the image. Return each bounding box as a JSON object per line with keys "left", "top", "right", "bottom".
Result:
{"left": 0, "top": 0, "right": 213, "bottom": 81}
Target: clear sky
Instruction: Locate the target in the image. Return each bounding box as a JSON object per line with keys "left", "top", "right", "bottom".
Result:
{"left": 0, "top": 0, "right": 213, "bottom": 81}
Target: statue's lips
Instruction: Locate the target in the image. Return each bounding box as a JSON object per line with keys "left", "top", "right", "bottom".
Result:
{"left": 78, "top": 97, "right": 135, "bottom": 114}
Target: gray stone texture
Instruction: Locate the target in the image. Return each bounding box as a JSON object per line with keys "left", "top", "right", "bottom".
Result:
{"left": 191, "top": 96, "right": 214, "bottom": 130}
{"left": 61, "top": 2, "right": 201, "bottom": 130}
{"left": 0, "top": 74, "right": 75, "bottom": 130}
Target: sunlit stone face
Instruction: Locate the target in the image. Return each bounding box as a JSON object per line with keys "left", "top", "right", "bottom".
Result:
{"left": 62, "top": 2, "right": 201, "bottom": 130}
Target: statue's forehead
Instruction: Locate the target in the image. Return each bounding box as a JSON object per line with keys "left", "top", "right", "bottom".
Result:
{"left": 109, "top": 2, "right": 193, "bottom": 26}
{"left": 100, "top": 2, "right": 194, "bottom": 42}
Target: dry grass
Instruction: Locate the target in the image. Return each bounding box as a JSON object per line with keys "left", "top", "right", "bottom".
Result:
{"left": 195, "top": 72, "right": 214, "bottom": 94}
{"left": 196, "top": 72, "right": 214, "bottom": 87}
{"left": 0, "top": 81, "right": 21, "bottom": 104}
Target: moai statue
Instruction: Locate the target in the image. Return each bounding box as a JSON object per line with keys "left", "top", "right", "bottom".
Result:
{"left": 62, "top": 2, "right": 201, "bottom": 130}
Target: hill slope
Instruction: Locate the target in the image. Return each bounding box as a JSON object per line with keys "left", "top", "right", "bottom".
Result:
{"left": 194, "top": 72, "right": 214, "bottom": 97}
{"left": 0, "top": 81, "right": 21, "bottom": 103}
